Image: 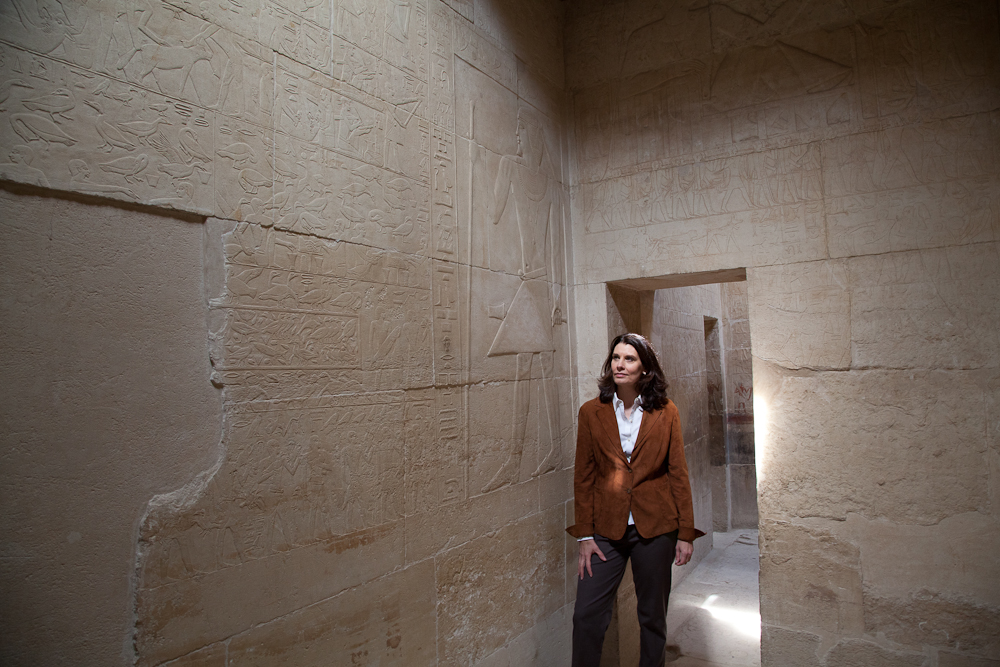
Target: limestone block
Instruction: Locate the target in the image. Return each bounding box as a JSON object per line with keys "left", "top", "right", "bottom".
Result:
{"left": 758, "top": 520, "right": 864, "bottom": 638}
{"left": 436, "top": 506, "right": 566, "bottom": 665}
{"left": 517, "top": 59, "right": 565, "bottom": 140}
{"left": 755, "top": 367, "right": 988, "bottom": 524}
{"left": 404, "top": 387, "right": 468, "bottom": 516}
{"left": 214, "top": 118, "right": 276, "bottom": 225}
{"left": 225, "top": 561, "right": 437, "bottom": 666}
{"left": 333, "top": 0, "right": 388, "bottom": 59}
{"left": 827, "top": 177, "right": 999, "bottom": 258}
{"left": 722, "top": 281, "right": 750, "bottom": 321}
{"left": 563, "top": 3, "right": 624, "bottom": 90}
{"left": 705, "top": 0, "right": 857, "bottom": 54}
{"left": 822, "top": 114, "right": 997, "bottom": 200}
{"left": 711, "top": 467, "right": 729, "bottom": 532}
{"left": 468, "top": 379, "right": 567, "bottom": 496}
{"left": 0, "top": 191, "right": 222, "bottom": 667}
{"left": 259, "top": 0, "right": 331, "bottom": 72}
{"left": 454, "top": 16, "right": 517, "bottom": 93}
{"left": 158, "top": 643, "right": 226, "bottom": 667}
{"left": 0, "top": 48, "right": 215, "bottom": 215}
{"left": 747, "top": 261, "right": 851, "bottom": 370}
{"left": 729, "top": 464, "right": 759, "bottom": 530}
{"left": 822, "top": 639, "right": 925, "bottom": 667}
{"left": 834, "top": 512, "right": 1000, "bottom": 654}
{"left": 760, "top": 625, "right": 821, "bottom": 667}
{"left": 848, "top": 243, "right": 1000, "bottom": 371}
{"left": 440, "top": 0, "right": 473, "bottom": 23}
{"left": 404, "top": 477, "right": 537, "bottom": 564}
{"left": 137, "top": 521, "right": 404, "bottom": 665}
{"left": 474, "top": 603, "right": 572, "bottom": 667}
{"left": 938, "top": 652, "right": 1000, "bottom": 667}
{"left": 473, "top": 0, "right": 564, "bottom": 90}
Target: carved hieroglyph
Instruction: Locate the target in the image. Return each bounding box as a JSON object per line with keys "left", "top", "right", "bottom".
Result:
{"left": 457, "top": 56, "right": 570, "bottom": 495}
{"left": 0, "top": 0, "right": 575, "bottom": 662}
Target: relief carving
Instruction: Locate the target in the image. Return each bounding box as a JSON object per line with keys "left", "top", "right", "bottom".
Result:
{"left": 473, "top": 105, "right": 565, "bottom": 493}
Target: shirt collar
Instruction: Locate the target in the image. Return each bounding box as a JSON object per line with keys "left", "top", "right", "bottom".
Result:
{"left": 612, "top": 392, "right": 643, "bottom": 411}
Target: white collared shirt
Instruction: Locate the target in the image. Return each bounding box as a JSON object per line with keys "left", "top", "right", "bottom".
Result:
{"left": 579, "top": 393, "right": 643, "bottom": 540}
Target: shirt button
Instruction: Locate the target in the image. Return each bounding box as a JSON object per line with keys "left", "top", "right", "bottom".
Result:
{"left": 626, "top": 488, "right": 631, "bottom": 494}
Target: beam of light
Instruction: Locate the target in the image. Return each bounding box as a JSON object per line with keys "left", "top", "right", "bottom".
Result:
{"left": 752, "top": 391, "right": 770, "bottom": 484}
{"left": 700, "top": 594, "right": 761, "bottom": 640}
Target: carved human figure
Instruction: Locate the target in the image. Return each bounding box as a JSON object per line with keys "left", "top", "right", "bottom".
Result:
{"left": 0, "top": 144, "right": 49, "bottom": 187}
{"left": 481, "top": 107, "right": 563, "bottom": 493}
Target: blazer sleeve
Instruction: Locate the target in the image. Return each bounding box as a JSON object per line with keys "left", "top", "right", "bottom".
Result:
{"left": 668, "top": 406, "right": 706, "bottom": 543}
{"left": 566, "top": 405, "right": 598, "bottom": 538}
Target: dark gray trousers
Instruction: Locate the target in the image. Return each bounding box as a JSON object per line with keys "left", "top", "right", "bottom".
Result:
{"left": 572, "top": 527, "right": 678, "bottom": 667}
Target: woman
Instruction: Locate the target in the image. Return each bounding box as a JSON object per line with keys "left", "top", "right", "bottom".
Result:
{"left": 567, "top": 333, "right": 705, "bottom": 667}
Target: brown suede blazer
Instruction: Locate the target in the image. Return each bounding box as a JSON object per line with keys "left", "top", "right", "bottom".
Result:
{"left": 567, "top": 397, "right": 705, "bottom": 543}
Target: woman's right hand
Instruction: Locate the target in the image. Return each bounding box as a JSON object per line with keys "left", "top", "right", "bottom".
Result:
{"left": 578, "top": 539, "right": 607, "bottom": 579}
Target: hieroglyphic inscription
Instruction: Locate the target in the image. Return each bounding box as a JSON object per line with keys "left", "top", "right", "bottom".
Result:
{"left": 404, "top": 387, "right": 466, "bottom": 514}
{"left": 428, "top": 2, "right": 455, "bottom": 133}
{"left": 432, "top": 259, "right": 462, "bottom": 386}
{"left": 453, "top": 18, "right": 516, "bottom": 92}
{"left": 431, "top": 126, "right": 458, "bottom": 258}
{"left": 214, "top": 224, "right": 432, "bottom": 383}
{"left": 141, "top": 392, "right": 407, "bottom": 585}
{"left": 570, "top": 0, "right": 1000, "bottom": 184}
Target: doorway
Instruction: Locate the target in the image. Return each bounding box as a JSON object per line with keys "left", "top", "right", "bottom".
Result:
{"left": 602, "top": 269, "right": 761, "bottom": 666}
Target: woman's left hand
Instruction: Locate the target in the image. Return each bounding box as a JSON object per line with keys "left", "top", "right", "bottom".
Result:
{"left": 675, "top": 540, "right": 693, "bottom": 566}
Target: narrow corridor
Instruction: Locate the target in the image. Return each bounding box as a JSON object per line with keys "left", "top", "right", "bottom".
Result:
{"left": 666, "top": 531, "right": 761, "bottom": 667}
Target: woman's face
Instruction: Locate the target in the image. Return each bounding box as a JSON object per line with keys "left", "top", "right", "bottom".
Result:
{"left": 611, "top": 342, "right": 644, "bottom": 391}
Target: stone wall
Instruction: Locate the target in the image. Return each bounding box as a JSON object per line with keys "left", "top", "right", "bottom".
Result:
{"left": 0, "top": 0, "right": 577, "bottom": 664}
{"left": 0, "top": 189, "right": 223, "bottom": 665}
{"left": 567, "top": 0, "right": 1000, "bottom": 665}
{"left": 717, "top": 281, "right": 758, "bottom": 531}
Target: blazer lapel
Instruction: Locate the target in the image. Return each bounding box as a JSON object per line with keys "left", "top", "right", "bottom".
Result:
{"left": 594, "top": 402, "right": 629, "bottom": 464}
{"left": 631, "top": 406, "right": 662, "bottom": 461}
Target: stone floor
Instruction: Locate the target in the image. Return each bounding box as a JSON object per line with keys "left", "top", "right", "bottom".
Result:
{"left": 665, "top": 531, "right": 761, "bottom": 667}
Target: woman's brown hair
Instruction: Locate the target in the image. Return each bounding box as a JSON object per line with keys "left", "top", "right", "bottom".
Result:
{"left": 597, "top": 333, "right": 669, "bottom": 410}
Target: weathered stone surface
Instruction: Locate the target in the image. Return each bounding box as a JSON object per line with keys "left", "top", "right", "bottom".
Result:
{"left": 436, "top": 506, "right": 566, "bottom": 665}
{"left": 863, "top": 588, "right": 1000, "bottom": 658}
{"left": 754, "top": 366, "right": 988, "bottom": 524}
{"left": 848, "top": 243, "right": 1000, "bottom": 371}
{"left": 5, "top": 0, "right": 1000, "bottom": 665}
{"left": 822, "top": 638, "right": 925, "bottom": 667}
{"left": 160, "top": 643, "right": 226, "bottom": 667}
{"left": 137, "top": 522, "right": 405, "bottom": 665}
{"left": 225, "top": 561, "right": 437, "bottom": 666}
{"left": 759, "top": 521, "right": 864, "bottom": 638}
{"left": 0, "top": 191, "right": 222, "bottom": 666}
{"left": 938, "top": 651, "right": 1000, "bottom": 667}
{"left": 475, "top": 603, "right": 573, "bottom": 667}
{"left": 747, "top": 261, "right": 851, "bottom": 371}
{"left": 760, "top": 625, "right": 821, "bottom": 667}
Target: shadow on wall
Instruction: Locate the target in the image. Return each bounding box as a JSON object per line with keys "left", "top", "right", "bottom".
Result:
{"left": 0, "top": 185, "right": 223, "bottom": 666}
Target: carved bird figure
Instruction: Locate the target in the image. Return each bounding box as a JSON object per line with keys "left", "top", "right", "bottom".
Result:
{"left": 227, "top": 267, "right": 262, "bottom": 301}
{"left": 218, "top": 142, "right": 256, "bottom": 168}
{"left": 10, "top": 113, "right": 76, "bottom": 146}
{"left": 0, "top": 79, "right": 33, "bottom": 111}
{"left": 266, "top": 153, "right": 301, "bottom": 180}
{"left": 99, "top": 153, "right": 149, "bottom": 183}
{"left": 84, "top": 100, "right": 135, "bottom": 152}
{"left": 158, "top": 161, "right": 209, "bottom": 182}
{"left": 22, "top": 87, "right": 75, "bottom": 122}
{"left": 257, "top": 272, "right": 298, "bottom": 306}
{"left": 239, "top": 168, "right": 270, "bottom": 195}
{"left": 179, "top": 127, "right": 212, "bottom": 164}
{"left": 383, "top": 176, "right": 413, "bottom": 211}
{"left": 117, "top": 117, "right": 172, "bottom": 144}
